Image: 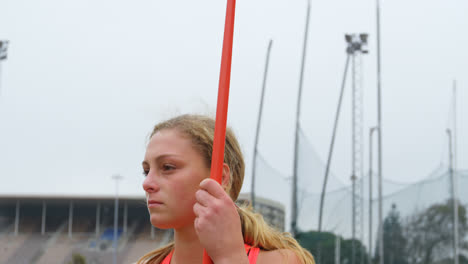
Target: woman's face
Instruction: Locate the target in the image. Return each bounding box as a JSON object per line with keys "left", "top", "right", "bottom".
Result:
{"left": 142, "top": 129, "right": 210, "bottom": 229}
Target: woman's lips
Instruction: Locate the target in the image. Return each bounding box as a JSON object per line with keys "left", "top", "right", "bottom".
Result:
{"left": 148, "top": 200, "right": 164, "bottom": 208}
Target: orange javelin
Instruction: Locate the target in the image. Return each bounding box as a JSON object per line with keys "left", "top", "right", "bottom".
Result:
{"left": 203, "top": 0, "right": 236, "bottom": 263}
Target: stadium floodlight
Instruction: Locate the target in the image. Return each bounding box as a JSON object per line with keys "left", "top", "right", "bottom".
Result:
{"left": 345, "top": 32, "right": 369, "bottom": 264}
{"left": 345, "top": 33, "right": 369, "bottom": 55}
{"left": 0, "top": 40, "right": 9, "bottom": 60}
{"left": 359, "top": 33, "right": 368, "bottom": 43}
{"left": 0, "top": 40, "right": 9, "bottom": 96}
{"left": 360, "top": 34, "right": 369, "bottom": 53}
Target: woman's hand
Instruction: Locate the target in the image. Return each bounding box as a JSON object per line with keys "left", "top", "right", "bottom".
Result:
{"left": 193, "top": 178, "right": 248, "bottom": 264}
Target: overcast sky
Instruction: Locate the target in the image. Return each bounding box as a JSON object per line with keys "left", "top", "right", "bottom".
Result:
{"left": 0, "top": 0, "right": 467, "bottom": 198}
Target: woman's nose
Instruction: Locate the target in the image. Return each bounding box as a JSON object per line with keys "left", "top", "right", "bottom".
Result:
{"left": 143, "top": 172, "right": 160, "bottom": 193}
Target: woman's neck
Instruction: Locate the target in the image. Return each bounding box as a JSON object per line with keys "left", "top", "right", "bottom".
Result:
{"left": 172, "top": 225, "right": 204, "bottom": 264}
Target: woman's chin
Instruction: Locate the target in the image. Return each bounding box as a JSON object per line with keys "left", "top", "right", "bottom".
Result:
{"left": 150, "top": 215, "right": 172, "bottom": 229}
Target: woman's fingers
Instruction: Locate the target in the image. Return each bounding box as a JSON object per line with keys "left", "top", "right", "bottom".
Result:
{"left": 199, "top": 178, "right": 227, "bottom": 199}
{"left": 193, "top": 178, "right": 247, "bottom": 263}
{"left": 195, "top": 189, "right": 212, "bottom": 207}
{"left": 193, "top": 201, "right": 205, "bottom": 217}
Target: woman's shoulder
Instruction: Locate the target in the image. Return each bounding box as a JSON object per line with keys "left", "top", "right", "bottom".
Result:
{"left": 257, "top": 249, "right": 302, "bottom": 264}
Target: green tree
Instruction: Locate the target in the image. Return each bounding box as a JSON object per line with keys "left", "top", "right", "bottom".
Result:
{"left": 297, "top": 231, "right": 368, "bottom": 264}
{"left": 68, "top": 253, "right": 86, "bottom": 264}
{"left": 403, "top": 199, "right": 467, "bottom": 264}
{"left": 375, "top": 204, "right": 408, "bottom": 264}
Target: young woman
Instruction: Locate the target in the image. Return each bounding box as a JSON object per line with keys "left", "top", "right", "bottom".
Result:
{"left": 137, "top": 114, "right": 315, "bottom": 264}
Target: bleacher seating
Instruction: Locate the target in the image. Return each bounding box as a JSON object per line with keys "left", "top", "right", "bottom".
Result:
{"left": 0, "top": 198, "right": 165, "bottom": 263}
{"left": 0, "top": 234, "right": 28, "bottom": 264}
{"left": 100, "top": 227, "right": 123, "bottom": 241}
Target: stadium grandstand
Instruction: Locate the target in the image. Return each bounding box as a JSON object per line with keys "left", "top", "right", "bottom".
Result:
{"left": 0, "top": 195, "right": 172, "bottom": 264}
{"left": 0, "top": 193, "right": 287, "bottom": 264}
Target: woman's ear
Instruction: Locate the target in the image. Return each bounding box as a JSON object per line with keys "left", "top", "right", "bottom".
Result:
{"left": 221, "top": 163, "right": 231, "bottom": 190}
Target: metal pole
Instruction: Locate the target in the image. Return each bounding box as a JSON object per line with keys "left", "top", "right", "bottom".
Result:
{"left": 453, "top": 81, "right": 459, "bottom": 264}
{"left": 453, "top": 80, "right": 457, "bottom": 173}
{"left": 251, "top": 39, "right": 273, "bottom": 209}
{"left": 369, "top": 127, "right": 377, "bottom": 264}
{"left": 376, "top": 0, "right": 384, "bottom": 262}
{"left": 292, "top": 0, "right": 311, "bottom": 237}
{"left": 352, "top": 173, "right": 356, "bottom": 264}
{"left": 123, "top": 201, "right": 128, "bottom": 235}
{"left": 360, "top": 53, "right": 365, "bottom": 264}
{"left": 351, "top": 52, "right": 357, "bottom": 264}
{"left": 68, "top": 201, "right": 73, "bottom": 239}
{"left": 112, "top": 175, "right": 122, "bottom": 264}
{"left": 41, "top": 201, "right": 46, "bottom": 235}
{"left": 447, "top": 129, "right": 459, "bottom": 264}
{"left": 14, "top": 200, "right": 20, "bottom": 236}
{"left": 318, "top": 54, "right": 351, "bottom": 232}
{"left": 96, "top": 202, "right": 101, "bottom": 238}
{"left": 114, "top": 188, "right": 119, "bottom": 264}
{"left": 335, "top": 236, "right": 341, "bottom": 264}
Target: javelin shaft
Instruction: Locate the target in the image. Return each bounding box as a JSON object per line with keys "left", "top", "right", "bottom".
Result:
{"left": 203, "top": 0, "right": 236, "bottom": 263}
{"left": 210, "top": 0, "right": 236, "bottom": 184}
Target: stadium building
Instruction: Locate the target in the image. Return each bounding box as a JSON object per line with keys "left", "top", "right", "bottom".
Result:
{"left": 0, "top": 193, "right": 285, "bottom": 264}
{"left": 0, "top": 194, "right": 170, "bottom": 264}
{"left": 237, "top": 193, "right": 285, "bottom": 232}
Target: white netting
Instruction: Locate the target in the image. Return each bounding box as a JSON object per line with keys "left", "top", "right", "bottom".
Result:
{"left": 253, "top": 126, "right": 467, "bottom": 254}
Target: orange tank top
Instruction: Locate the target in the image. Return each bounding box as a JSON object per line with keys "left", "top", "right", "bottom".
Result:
{"left": 161, "top": 244, "right": 260, "bottom": 264}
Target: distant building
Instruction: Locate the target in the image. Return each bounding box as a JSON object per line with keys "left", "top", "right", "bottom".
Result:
{"left": 0, "top": 194, "right": 169, "bottom": 264}
{"left": 236, "top": 193, "right": 285, "bottom": 232}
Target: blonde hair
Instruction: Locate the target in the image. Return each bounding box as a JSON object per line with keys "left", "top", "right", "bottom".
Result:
{"left": 137, "top": 114, "right": 315, "bottom": 264}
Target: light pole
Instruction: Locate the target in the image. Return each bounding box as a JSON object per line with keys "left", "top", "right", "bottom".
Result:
{"left": 347, "top": 33, "right": 368, "bottom": 264}
{"left": 375, "top": 0, "right": 384, "bottom": 262}
{"left": 112, "top": 174, "right": 123, "bottom": 264}
{"left": 447, "top": 129, "right": 459, "bottom": 264}
{"left": 368, "top": 126, "right": 378, "bottom": 264}
{"left": 317, "top": 33, "right": 367, "bottom": 264}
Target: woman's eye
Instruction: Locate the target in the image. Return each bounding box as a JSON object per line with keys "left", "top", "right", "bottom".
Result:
{"left": 142, "top": 170, "right": 149, "bottom": 177}
{"left": 162, "top": 164, "right": 176, "bottom": 171}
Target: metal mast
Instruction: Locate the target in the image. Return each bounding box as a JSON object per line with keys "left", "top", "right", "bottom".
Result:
{"left": 292, "top": 0, "right": 311, "bottom": 237}
{"left": 447, "top": 129, "right": 459, "bottom": 264}
{"left": 368, "top": 126, "right": 378, "bottom": 264}
{"left": 251, "top": 40, "right": 273, "bottom": 209}
{"left": 376, "top": 0, "right": 384, "bottom": 262}
{"left": 346, "top": 33, "right": 368, "bottom": 264}
{"left": 453, "top": 81, "right": 459, "bottom": 264}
